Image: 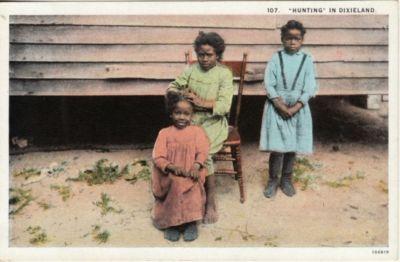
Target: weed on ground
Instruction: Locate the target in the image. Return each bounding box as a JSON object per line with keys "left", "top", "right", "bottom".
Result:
{"left": 50, "top": 184, "right": 72, "bottom": 201}
{"left": 121, "top": 159, "right": 151, "bottom": 184}
{"left": 324, "top": 172, "right": 366, "bottom": 188}
{"left": 93, "top": 193, "right": 123, "bottom": 216}
{"left": 13, "top": 168, "right": 41, "bottom": 180}
{"left": 378, "top": 180, "right": 388, "bottom": 193}
{"left": 9, "top": 187, "right": 35, "bottom": 215}
{"left": 67, "top": 158, "right": 151, "bottom": 186}
{"left": 37, "top": 201, "right": 53, "bottom": 210}
{"left": 67, "top": 159, "right": 121, "bottom": 185}
{"left": 43, "top": 161, "right": 68, "bottom": 177}
{"left": 293, "top": 157, "right": 321, "bottom": 190}
{"left": 26, "top": 226, "right": 48, "bottom": 245}
{"left": 91, "top": 225, "right": 110, "bottom": 244}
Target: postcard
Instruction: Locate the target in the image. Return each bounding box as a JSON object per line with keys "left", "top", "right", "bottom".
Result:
{"left": 0, "top": 1, "right": 398, "bottom": 261}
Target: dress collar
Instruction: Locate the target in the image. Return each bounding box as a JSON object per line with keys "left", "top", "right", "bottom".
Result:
{"left": 197, "top": 63, "right": 217, "bottom": 72}
{"left": 282, "top": 49, "right": 303, "bottom": 56}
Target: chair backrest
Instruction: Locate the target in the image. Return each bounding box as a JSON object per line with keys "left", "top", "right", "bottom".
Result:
{"left": 185, "top": 51, "right": 247, "bottom": 128}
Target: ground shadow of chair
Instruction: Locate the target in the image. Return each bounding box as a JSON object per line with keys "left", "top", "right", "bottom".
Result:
{"left": 185, "top": 51, "right": 247, "bottom": 203}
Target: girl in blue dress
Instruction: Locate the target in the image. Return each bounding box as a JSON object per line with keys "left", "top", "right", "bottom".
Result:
{"left": 259, "top": 20, "right": 318, "bottom": 198}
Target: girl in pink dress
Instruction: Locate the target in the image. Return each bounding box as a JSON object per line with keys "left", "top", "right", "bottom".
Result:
{"left": 152, "top": 93, "right": 210, "bottom": 241}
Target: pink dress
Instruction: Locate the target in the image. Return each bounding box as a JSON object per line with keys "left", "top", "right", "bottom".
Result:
{"left": 151, "top": 125, "right": 210, "bottom": 229}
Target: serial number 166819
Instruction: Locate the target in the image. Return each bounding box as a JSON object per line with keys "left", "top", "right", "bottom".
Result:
{"left": 372, "top": 250, "right": 389, "bottom": 254}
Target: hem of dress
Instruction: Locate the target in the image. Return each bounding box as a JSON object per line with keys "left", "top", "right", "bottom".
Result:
{"left": 259, "top": 147, "right": 314, "bottom": 155}
{"left": 152, "top": 215, "right": 204, "bottom": 230}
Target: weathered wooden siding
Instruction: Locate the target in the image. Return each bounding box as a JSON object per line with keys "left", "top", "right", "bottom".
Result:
{"left": 9, "top": 15, "right": 388, "bottom": 96}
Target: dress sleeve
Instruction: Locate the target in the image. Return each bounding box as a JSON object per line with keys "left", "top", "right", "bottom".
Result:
{"left": 212, "top": 68, "right": 234, "bottom": 116}
{"left": 167, "top": 66, "right": 193, "bottom": 94}
{"left": 152, "top": 129, "right": 171, "bottom": 173}
{"left": 194, "top": 127, "right": 210, "bottom": 166}
{"left": 298, "top": 55, "right": 318, "bottom": 105}
{"left": 264, "top": 55, "right": 280, "bottom": 100}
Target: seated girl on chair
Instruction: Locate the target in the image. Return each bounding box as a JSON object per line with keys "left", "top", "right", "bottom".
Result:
{"left": 167, "top": 31, "right": 234, "bottom": 223}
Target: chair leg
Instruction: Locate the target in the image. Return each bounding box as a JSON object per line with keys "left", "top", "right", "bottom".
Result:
{"left": 231, "top": 145, "right": 238, "bottom": 180}
{"left": 234, "top": 144, "right": 245, "bottom": 203}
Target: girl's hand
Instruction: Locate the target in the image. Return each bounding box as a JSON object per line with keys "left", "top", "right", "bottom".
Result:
{"left": 188, "top": 169, "right": 199, "bottom": 181}
{"left": 278, "top": 108, "right": 292, "bottom": 120}
{"left": 184, "top": 91, "right": 202, "bottom": 106}
{"left": 184, "top": 90, "right": 214, "bottom": 109}
{"left": 166, "top": 164, "right": 186, "bottom": 177}
{"left": 288, "top": 102, "right": 303, "bottom": 116}
{"left": 272, "top": 97, "right": 292, "bottom": 119}
{"left": 187, "top": 163, "right": 201, "bottom": 181}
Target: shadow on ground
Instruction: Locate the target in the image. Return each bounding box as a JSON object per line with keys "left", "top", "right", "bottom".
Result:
{"left": 10, "top": 96, "right": 388, "bottom": 150}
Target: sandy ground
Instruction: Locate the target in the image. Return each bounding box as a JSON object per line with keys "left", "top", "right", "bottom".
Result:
{"left": 9, "top": 143, "right": 388, "bottom": 247}
{"left": 9, "top": 99, "right": 389, "bottom": 247}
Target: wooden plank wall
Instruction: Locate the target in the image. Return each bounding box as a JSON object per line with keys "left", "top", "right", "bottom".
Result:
{"left": 9, "top": 15, "right": 388, "bottom": 96}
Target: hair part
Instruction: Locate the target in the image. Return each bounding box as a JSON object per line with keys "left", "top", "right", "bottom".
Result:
{"left": 165, "top": 92, "right": 192, "bottom": 115}
{"left": 194, "top": 31, "right": 226, "bottom": 61}
{"left": 280, "top": 20, "right": 306, "bottom": 40}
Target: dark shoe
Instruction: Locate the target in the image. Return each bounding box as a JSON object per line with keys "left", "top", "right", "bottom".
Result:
{"left": 164, "top": 226, "right": 180, "bottom": 242}
{"left": 183, "top": 222, "right": 198, "bottom": 242}
{"left": 280, "top": 173, "right": 296, "bottom": 197}
{"left": 264, "top": 178, "right": 279, "bottom": 198}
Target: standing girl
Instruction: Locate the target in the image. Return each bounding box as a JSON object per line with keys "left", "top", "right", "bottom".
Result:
{"left": 152, "top": 93, "right": 209, "bottom": 241}
{"left": 167, "top": 32, "right": 233, "bottom": 223}
{"left": 259, "top": 20, "right": 318, "bottom": 198}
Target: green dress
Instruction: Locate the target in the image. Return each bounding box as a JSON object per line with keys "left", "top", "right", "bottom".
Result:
{"left": 168, "top": 63, "right": 234, "bottom": 174}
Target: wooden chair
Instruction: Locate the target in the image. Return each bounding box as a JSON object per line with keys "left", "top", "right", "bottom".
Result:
{"left": 185, "top": 51, "right": 247, "bottom": 203}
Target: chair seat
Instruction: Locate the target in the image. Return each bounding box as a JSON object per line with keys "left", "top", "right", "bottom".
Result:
{"left": 223, "top": 126, "right": 241, "bottom": 146}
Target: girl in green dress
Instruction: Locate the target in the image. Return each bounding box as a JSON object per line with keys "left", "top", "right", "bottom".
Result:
{"left": 167, "top": 32, "right": 234, "bottom": 223}
{"left": 260, "top": 20, "right": 318, "bottom": 198}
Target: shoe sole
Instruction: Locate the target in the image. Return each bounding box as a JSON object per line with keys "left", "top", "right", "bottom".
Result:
{"left": 263, "top": 190, "right": 277, "bottom": 198}
{"left": 280, "top": 186, "right": 296, "bottom": 197}
{"left": 183, "top": 235, "right": 198, "bottom": 242}
{"left": 164, "top": 235, "right": 180, "bottom": 241}
{"left": 264, "top": 184, "right": 279, "bottom": 198}
{"left": 165, "top": 236, "right": 180, "bottom": 241}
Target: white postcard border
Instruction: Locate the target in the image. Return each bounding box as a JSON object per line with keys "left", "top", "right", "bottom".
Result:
{"left": 0, "top": 1, "right": 398, "bottom": 261}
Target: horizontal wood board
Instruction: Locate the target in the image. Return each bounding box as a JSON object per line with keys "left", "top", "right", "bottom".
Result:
{"left": 10, "top": 79, "right": 388, "bottom": 96}
{"left": 9, "top": 15, "right": 388, "bottom": 96}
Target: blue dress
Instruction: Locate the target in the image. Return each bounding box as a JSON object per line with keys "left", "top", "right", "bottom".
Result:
{"left": 259, "top": 49, "right": 318, "bottom": 154}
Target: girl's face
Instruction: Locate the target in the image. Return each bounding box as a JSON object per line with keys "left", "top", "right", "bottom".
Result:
{"left": 196, "top": 44, "right": 218, "bottom": 71}
{"left": 171, "top": 101, "right": 193, "bottom": 129}
{"left": 282, "top": 29, "right": 303, "bottom": 53}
